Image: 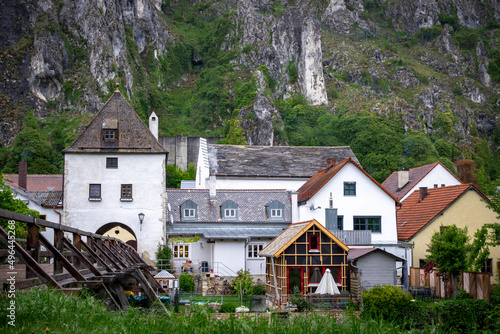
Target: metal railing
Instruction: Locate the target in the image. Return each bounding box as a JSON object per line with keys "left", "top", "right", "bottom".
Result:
{"left": 331, "top": 230, "right": 371, "bottom": 246}
{"left": 164, "top": 260, "right": 238, "bottom": 277}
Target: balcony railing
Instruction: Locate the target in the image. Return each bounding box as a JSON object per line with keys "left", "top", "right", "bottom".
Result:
{"left": 331, "top": 230, "right": 371, "bottom": 246}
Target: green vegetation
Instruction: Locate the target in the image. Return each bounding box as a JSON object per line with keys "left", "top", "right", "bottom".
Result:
{"left": 166, "top": 163, "right": 196, "bottom": 188}
{"left": 179, "top": 272, "right": 195, "bottom": 292}
{"left": 155, "top": 244, "right": 173, "bottom": 271}
{"left": 2, "top": 288, "right": 500, "bottom": 333}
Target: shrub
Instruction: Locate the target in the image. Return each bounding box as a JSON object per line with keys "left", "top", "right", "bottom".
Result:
{"left": 289, "top": 286, "right": 311, "bottom": 312}
{"left": 399, "top": 300, "right": 430, "bottom": 329}
{"left": 179, "top": 272, "right": 195, "bottom": 292}
{"left": 219, "top": 304, "right": 236, "bottom": 313}
{"left": 362, "top": 285, "right": 412, "bottom": 320}
{"left": 248, "top": 284, "right": 266, "bottom": 295}
{"left": 155, "top": 244, "right": 172, "bottom": 271}
{"left": 491, "top": 284, "right": 500, "bottom": 305}
{"left": 436, "top": 299, "right": 492, "bottom": 331}
{"left": 456, "top": 289, "right": 471, "bottom": 300}
{"left": 231, "top": 269, "right": 254, "bottom": 295}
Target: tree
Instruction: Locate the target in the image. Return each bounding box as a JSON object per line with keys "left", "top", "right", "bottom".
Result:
{"left": 426, "top": 223, "right": 500, "bottom": 298}
{"left": 155, "top": 244, "right": 172, "bottom": 271}
{"left": 426, "top": 225, "right": 470, "bottom": 299}
{"left": 0, "top": 174, "right": 39, "bottom": 238}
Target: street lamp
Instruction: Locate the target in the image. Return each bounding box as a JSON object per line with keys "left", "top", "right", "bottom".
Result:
{"left": 138, "top": 212, "right": 145, "bottom": 231}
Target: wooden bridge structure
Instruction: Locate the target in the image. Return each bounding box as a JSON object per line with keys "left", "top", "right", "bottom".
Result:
{"left": 0, "top": 209, "right": 167, "bottom": 312}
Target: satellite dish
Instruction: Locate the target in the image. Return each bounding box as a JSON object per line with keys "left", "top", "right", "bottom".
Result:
{"left": 167, "top": 203, "right": 171, "bottom": 211}
{"left": 169, "top": 213, "right": 174, "bottom": 225}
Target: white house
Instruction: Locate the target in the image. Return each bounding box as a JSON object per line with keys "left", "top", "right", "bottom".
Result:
{"left": 195, "top": 139, "right": 359, "bottom": 191}
{"left": 166, "top": 188, "right": 292, "bottom": 278}
{"left": 62, "top": 88, "right": 167, "bottom": 263}
{"left": 382, "top": 162, "right": 462, "bottom": 202}
{"left": 294, "top": 157, "right": 411, "bottom": 278}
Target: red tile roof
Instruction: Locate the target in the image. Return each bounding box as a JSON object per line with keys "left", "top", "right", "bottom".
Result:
{"left": 382, "top": 162, "right": 462, "bottom": 200}
{"left": 397, "top": 184, "right": 487, "bottom": 240}
{"left": 297, "top": 158, "right": 400, "bottom": 205}
{"left": 3, "top": 174, "right": 63, "bottom": 191}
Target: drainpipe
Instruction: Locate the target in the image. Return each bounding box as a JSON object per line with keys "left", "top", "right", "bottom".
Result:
{"left": 271, "top": 256, "right": 280, "bottom": 304}
{"left": 53, "top": 206, "right": 62, "bottom": 225}
{"left": 244, "top": 237, "right": 250, "bottom": 272}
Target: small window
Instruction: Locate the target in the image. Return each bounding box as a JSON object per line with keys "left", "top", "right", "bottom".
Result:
{"left": 248, "top": 244, "right": 264, "bottom": 258}
{"left": 173, "top": 244, "right": 190, "bottom": 258}
{"left": 106, "top": 157, "right": 118, "bottom": 168}
{"left": 221, "top": 200, "right": 238, "bottom": 221}
{"left": 337, "top": 216, "right": 344, "bottom": 230}
{"left": 434, "top": 184, "right": 438, "bottom": 188}
{"left": 271, "top": 209, "right": 282, "bottom": 218}
{"left": 309, "top": 235, "right": 319, "bottom": 252}
{"left": 354, "top": 216, "right": 381, "bottom": 232}
{"left": 344, "top": 182, "right": 356, "bottom": 196}
{"left": 441, "top": 184, "right": 445, "bottom": 187}
{"left": 225, "top": 208, "right": 236, "bottom": 218}
{"left": 481, "top": 259, "right": 493, "bottom": 275}
{"left": 103, "top": 129, "right": 117, "bottom": 142}
{"left": 89, "top": 184, "right": 102, "bottom": 201}
{"left": 120, "top": 184, "right": 132, "bottom": 201}
{"left": 184, "top": 208, "right": 195, "bottom": 218}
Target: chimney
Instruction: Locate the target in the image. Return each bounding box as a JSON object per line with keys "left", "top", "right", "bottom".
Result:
{"left": 419, "top": 187, "right": 428, "bottom": 201}
{"left": 326, "top": 158, "right": 336, "bottom": 169}
{"left": 19, "top": 161, "right": 27, "bottom": 190}
{"left": 149, "top": 111, "right": 159, "bottom": 140}
{"left": 291, "top": 192, "right": 299, "bottom": 223}
{"left": 209, "top": 175, "right": 216, "bottom": 199}
{"left": 398, "top": 170, "right": 409, "bottom": 189}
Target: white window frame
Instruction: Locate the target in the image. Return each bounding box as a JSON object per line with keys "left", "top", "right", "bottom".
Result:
{"left": 184, "top": 208, "right": 196, "bottom": 218}
{"left": 225, "top": 208, "right": 236, "bottom": 218}
{"left": 270, "top": 208, "right": 282, "bottom": 218}
{"left": 247, "top": 244, "right": 264, "bottom": 259}
{"left": 173, "top": 244, "right": 190, "bottom": 259}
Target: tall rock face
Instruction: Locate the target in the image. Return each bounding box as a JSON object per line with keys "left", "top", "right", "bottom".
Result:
{"left": 0, "top": 0, "right": 173, "bottom": 146}
{"left": 298, "top": 18, "right": 328, "bottom": 106}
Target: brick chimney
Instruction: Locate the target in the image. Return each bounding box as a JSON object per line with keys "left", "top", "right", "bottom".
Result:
{"left": 398, "top": 170, "right": 409, "bottom": 189}
{"left": 419, "top": 187, "right": 428, "bottom": 202}
{"left": 326, "top": 158, "right": 336, "bottom": 169}
{"left": 19, "top": 161, "right": 27, "bottom": 190}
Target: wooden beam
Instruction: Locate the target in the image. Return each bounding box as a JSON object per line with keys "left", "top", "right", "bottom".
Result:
{"left": 0, "top": 226, "right": 61, "bottom": 288}
{"left": 38, "top": 233, "right": 86, "bottom": 282}
{"left": 91, "top": 239, "right": 123, "bottom": 271}
{"left": 26, "top": 223, "right": 40, "bottom": 279}
{"left": 62, "top": 238, "right": 102, "bottom": 277}
{"left": 133, "top": 269, "right": 169, "bottom": 314}
{"left": 53, "top": 229, "right": 64, "bottom": 274}
{"left": 80, "top": 240, "right": 114, "bottom": 273}
{"left": 73, "top": 233, "right": 83, "bottom": 269}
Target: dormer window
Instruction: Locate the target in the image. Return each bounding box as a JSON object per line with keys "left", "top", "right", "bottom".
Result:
{"left": 265, "top": 200, "right": 285, "bottom": 222}
{"left": 103, "top": 129, "right": 117, "bottom": 142}
{"left": 102, "top": 119, "right": 118, "bottom": 142}
{"left": 181, "top": 200, "right": 198, "bottom": 222}
{"left": 221, "top": 200, "right": 238, "bottom": 222}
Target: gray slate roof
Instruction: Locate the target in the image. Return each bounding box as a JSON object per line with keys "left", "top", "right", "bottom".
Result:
{"left": 167, "top": 223, "right": 288, "bottom": 239}
{"left": 167, "top": 189, "right": 292, "bottom": 223}
{"left": 63, "top": 91, "right": 166, "bottom": 154}
{"left": 207, "top": 145, "right": 359, "bottom": 178}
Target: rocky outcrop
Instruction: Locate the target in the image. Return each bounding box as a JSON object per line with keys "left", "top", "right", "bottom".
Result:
{"left": 237, "top": 69, "right": 285, "bottom": 146}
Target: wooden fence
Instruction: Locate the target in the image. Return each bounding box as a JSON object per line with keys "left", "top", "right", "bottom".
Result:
{"left": 409, "top": 267, "right": 491, "bottom": 301}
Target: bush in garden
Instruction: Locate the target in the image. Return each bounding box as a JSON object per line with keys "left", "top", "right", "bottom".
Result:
{"left": 288, "top": 286, "right": 311, "bottom": 312}
{"left": 491, "top": 284, "right": 500, "bottom": 305}
{"left": 361, "top": 285, "right": 412, "bottom": 320}
{"left": 399, "top": 300, "right": 430, "bottom": 329}
{"left": 179, "top": 272, "right": 195, "bottom": 292}
{"left": 248, "top": 283, "right": 266, "bottom": 295}
{"left": 231, "top": 269, "right": 254, "bottom": 295}
{"left": 435, "top": 299, "right": 492, "bottom": 331}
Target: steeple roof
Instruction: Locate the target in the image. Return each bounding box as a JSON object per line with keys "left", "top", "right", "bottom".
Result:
{"left": 63, "top": 91, "right": 166, "bottom": 154}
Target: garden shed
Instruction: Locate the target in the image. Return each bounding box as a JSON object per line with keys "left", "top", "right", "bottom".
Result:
{"left": 259, "top": 219, "right": 349, "bottom": 303}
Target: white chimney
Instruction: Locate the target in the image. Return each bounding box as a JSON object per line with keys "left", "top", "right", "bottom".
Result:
{"left": 291, "top": 192, "right": 299, "bottom": 224}
{"left": 209, "top": 175, "right": 216, "bottom": 199}
{"left": 149, "top": 111, "right": 159, "bottom": 140}
{"left": 398, "top": 170, "right": 409, "bottom": 189}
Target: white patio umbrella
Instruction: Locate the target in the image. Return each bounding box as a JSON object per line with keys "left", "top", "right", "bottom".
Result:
{"left": 315, "top": 269, "right": 341, "bottom": 295}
